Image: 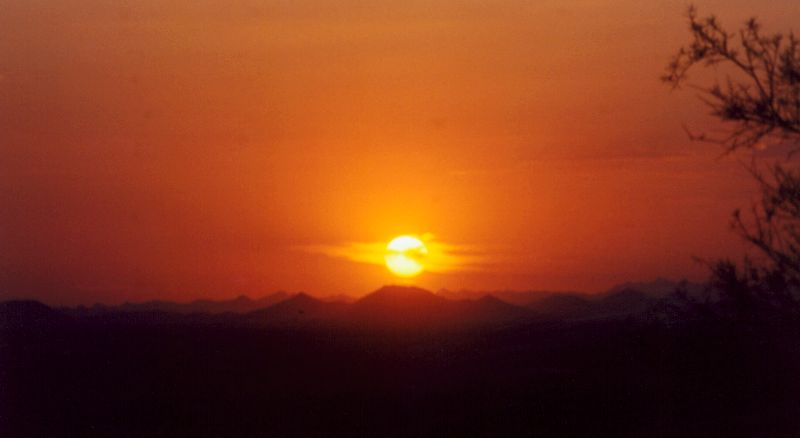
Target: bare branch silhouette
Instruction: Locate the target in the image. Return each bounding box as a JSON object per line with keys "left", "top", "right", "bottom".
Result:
{"left": 665, "top": 6, "right": 800, "bottom": 318}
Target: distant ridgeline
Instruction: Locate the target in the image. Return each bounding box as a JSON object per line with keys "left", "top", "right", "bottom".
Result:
{"left": 0, "top": 280, "right": 707, "bottom": 330}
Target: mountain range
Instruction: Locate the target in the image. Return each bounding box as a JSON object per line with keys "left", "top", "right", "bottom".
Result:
{"left": 1, "top": 279, "right": 703, "bottom": 330}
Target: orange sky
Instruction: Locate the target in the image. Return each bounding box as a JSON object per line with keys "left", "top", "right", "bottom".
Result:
{"left": 2, "top": 0, "right": 799, "bottom": 305}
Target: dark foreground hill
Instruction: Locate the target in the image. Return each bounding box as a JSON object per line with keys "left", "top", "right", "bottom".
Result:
{"left": 2, "top": 287, "right": 799, "bottom": 437}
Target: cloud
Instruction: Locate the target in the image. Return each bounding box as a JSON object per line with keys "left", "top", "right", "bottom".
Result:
{"left": 296, "top": 235, "right": 494, "bottom": 273}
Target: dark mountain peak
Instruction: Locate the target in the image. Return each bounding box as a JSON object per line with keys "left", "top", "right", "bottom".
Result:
{"left": 258, "top": 293, "right": 330, "bottom": 315}
{"left": 349, "top": 286, "right": 449, "bottom": 327}
{"left": 285, "top": 292, "right": 320, "bottom": 305}
{"left": 0, "top": 300, "right": 67, "bottom": 328}
{"left": 356, "top": 286, "right": 445, "bottom": 308}
{"left": 473, "top": 294, "right": 525, "bottom": 311}
{"left": 476, "top": 294, "right": 505, "bottom": 305}
{"left": 468, "top": 294, "right": 530, "bottom": 316}
{"left": 349, "top": 287, "right": 534, "bottom": 328}
{"left": 370, "top": 285, "right": 439, "bottom": 297}
{"left": 245, "top": 292, "right": 344, "bottom": 325}
{"left": 1, "top": 299, "right": 53, "bottom": 313}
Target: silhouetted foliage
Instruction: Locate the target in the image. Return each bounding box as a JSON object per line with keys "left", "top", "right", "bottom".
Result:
{"left": 665, "top": 7, "right": 800, "bottom": 319}
{"left": 663, "top": 6, "right": 800, "bottom": 153}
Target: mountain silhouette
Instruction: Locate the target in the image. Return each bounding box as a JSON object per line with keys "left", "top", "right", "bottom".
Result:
{"left": 318, "top": 294, "right": 357, "bottom": 304}
{"left": 2, "top": 284, "right": 673, "bottom": 329}
{"left": 245, "top": 293, "right": 346, "bottom": 325}
{"left": 355, "top": 285, "right": 448, "bottom": 310}
{"left": 347, "top": 286, "right": 534, "bottom": 329}
{"left": 348, "top": 286, "right": 450, "bottom": 328}
{"left": 526, "top": 289, "right": 659, "bottom": 320}
{"left": 4, "top": 287, "right": 797, "bottom": 437}
{"left": 595, "top": 288, "right": 656, "bottom": 316}
{"left": 455, "top": 294, "right": 535, "bottom": 324}
{"left": 0, "top": 300, "right": 69, "bottom": 328}
{"left": 529, "top": 293, "right": 593, "bottom": 317}
{"left": 183, "top": 293, "right": 291, "bottom": 313}
{"left": 605, "top": 278, "right": 702, "bottom": 298}
{"left": 83, "top": 292, "right": 291, "bottom": 315}
{"left": 438, "top": 288, "right": 560, "bottom": 305}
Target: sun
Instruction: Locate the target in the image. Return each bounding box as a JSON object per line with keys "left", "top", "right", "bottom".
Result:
{"left": 385, "top": 235, "right": 428, "bottom": 278}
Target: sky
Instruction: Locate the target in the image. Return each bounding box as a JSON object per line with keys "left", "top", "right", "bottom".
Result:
{"left": 2, "top": 0, "right": 799, "bottom": 305}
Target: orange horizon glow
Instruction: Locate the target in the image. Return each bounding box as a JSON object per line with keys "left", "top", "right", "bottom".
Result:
{"left": 2, "top": 1, "right": 799, "bottom": 305}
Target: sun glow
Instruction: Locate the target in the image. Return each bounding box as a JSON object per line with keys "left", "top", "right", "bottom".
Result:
{"left": 385, "top": 235, "right": 427, "bottom": 277}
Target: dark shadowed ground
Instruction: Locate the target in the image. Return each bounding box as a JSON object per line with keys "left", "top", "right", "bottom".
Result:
{"left": 2, "top": 289, "right": 799, "bottom": 437}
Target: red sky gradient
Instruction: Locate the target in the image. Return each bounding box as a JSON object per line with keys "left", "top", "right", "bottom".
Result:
{"left": 2, "top": 1, "right": 799, "bottom": 305}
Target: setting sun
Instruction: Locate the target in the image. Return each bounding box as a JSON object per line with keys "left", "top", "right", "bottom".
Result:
{"left": 385, "top": 236, "right": 428, "bottom": 278}
{"left": 3, "top": 1, "right": 798, "bottom": 435}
